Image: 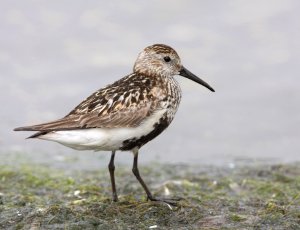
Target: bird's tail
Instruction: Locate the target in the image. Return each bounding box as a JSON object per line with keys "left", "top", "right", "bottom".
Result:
{"left": 14, "top": 126, "right": 49, "bottom": 138}
{"left": 14, "top": 126, "right": 40, "bottom": 131}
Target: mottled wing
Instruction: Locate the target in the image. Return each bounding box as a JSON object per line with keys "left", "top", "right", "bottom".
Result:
{"left": 14, "top": 103, "right": 154, "bottom": 131}
{"left": 14, "top": 74, "right": 161, "bottom": 132}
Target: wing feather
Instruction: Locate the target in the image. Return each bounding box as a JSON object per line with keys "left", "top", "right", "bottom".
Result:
{"left": 14, "top": 73, "right": 164, "bottom": 132}
{"left": 14, "top": 102, "right": 156, "bottom": 131}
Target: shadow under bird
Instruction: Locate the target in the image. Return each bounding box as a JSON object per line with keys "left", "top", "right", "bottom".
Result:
{"left": 14, "top": 44, "right": 214, "bottom": 204}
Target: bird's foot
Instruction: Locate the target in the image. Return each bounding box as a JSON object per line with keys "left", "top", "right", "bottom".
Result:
{"left": 147, "top": 196, "right": 182, "bottom": 206}
{"left": 112, "top": 193, "right": 118, "bottom": 202}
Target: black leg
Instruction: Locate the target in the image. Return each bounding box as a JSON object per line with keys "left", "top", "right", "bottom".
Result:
{"left": 132, "top": 149, "right": 182, "bottom": 206}
{"left": 132, "top": 149, "right": 155, "bottom": 200}
{"left": 108, "top": 151, "right": 118, "bottom": 202}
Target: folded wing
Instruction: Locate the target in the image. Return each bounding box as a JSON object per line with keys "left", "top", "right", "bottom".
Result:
{"left": 14, "top": 74, "right": 160, "bottom": 133}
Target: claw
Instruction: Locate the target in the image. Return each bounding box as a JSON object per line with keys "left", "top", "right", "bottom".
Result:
{"left": 147, "top": 196, "right": 182, "bottom": 206}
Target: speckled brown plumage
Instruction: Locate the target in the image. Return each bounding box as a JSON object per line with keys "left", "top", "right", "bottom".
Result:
{"left": 15, "top": 72, "right": 180, "bottom": 131}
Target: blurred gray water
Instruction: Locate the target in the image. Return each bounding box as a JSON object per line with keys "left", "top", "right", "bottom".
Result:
{"left": 1, "top": 0, "right": 299, "bottom": 168}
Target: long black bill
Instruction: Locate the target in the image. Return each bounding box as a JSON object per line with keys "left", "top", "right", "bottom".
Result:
{"left": 179, "top": 66, "right": 215, "bottom": 92}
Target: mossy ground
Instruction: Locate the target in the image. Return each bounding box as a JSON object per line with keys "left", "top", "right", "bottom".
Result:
{"left": 0, "top": 161, "right": 299, "bottom": 229}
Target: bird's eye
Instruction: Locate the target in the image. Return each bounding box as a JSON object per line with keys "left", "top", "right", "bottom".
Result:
{"left": 164, "top": 56, "right": 171, "bottom": 62}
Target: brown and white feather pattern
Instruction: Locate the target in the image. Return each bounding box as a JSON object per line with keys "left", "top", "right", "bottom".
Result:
{"left": 16, "top": 73, "right": 181, "bottom": 132}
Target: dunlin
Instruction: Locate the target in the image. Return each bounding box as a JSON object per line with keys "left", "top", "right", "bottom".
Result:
{"left": 14, "top": 44, "right": 214, "bottom": 204}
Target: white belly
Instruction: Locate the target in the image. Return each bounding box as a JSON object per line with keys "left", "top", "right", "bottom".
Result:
{"left": 38, "top": 109, "right": 167, "bottom": 151}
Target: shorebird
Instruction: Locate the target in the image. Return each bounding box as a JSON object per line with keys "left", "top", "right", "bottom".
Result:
{"left": 14, "top": 44, "right": 214, "bottom": 204}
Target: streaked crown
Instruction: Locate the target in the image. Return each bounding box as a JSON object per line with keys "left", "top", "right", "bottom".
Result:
{"left": 133, "top": 44, "right": 182, "bottom": 77}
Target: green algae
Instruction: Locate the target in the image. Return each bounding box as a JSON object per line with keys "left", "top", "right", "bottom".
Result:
{"left": 0, "top": 162, "right": 299, "bottom": 229}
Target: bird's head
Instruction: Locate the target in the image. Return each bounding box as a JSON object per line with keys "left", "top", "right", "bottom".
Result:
{"left": 134, "top": 44, "right": 214, "bottom": 92}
